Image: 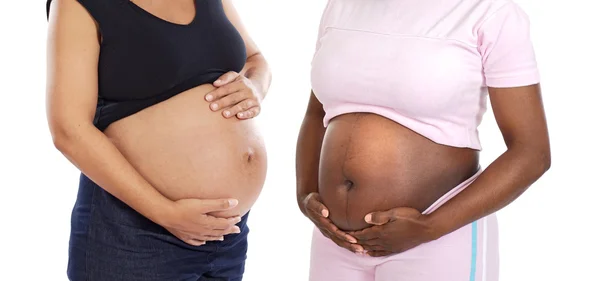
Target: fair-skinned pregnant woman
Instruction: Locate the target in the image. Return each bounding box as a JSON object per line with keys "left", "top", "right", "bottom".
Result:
{"left": 296, "top": 1, "right": 550, "bottom": 280}
{"left": 46, "top": 0, "right": 271, "bottom": 280}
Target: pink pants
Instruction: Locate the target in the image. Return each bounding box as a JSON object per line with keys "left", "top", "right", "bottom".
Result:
{"left": 309, "top": 169, "right": 499, "bottom": 281}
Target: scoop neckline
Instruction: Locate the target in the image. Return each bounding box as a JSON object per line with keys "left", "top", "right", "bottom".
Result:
{"left": 127, "top": 0, "right": 198, "bottom": 27}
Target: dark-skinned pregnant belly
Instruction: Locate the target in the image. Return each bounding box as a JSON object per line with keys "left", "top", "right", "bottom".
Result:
{"left": 318, "top": 113, "right": 479, "bottom": 231}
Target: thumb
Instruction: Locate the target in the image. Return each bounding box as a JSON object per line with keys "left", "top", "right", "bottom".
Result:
{"left": 304, "top": 193, "right": 329, "bottom": 218}
{"left": 213, "top": 71, "right": 239, "bottom": 86}
{"left": 199, "top": 198, "right": 239, "bottom": 212}
{"left": 365, "top": 210, "right": 395, "bottom": 225}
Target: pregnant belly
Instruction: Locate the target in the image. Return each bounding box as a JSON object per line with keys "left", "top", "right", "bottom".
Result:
{"left": 104, "top": 84, "right": 267, "bottom": 218}
{"left": 319, "top": 113, "right": 478, "bottom": 231}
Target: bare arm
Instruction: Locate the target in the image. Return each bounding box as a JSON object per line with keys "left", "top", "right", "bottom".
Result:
{"left": 46, "top": 0, "right": 171, "bottom": 223}
{"left": 46, "top": 0, "right": 240, "bottom": 245}
{"left": 296, "top": 92, "right": 326, "bottom": 212}
{"left": 426, "top": 84, "right": 551, "bottom": 238}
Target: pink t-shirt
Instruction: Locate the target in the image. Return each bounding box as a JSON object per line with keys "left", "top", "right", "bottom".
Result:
{"left": 311, "top": 0, "right": 540, "bottom": 150}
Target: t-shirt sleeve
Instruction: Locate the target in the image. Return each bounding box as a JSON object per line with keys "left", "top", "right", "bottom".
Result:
{"left": 478, "top": 2, "right": 540, "bottom": 88}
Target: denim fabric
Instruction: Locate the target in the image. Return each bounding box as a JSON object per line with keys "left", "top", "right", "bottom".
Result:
{"left": 67, "top": 174, "right": 249, "bottom": 281}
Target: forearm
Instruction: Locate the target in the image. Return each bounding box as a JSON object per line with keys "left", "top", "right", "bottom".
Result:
{"left": 52, "top": 123, "right": 173, "bottom": 225}
{"left": 295, "top": 113, "right": 326, "bottom": 215}
{"left": 426, "top": 145, "right": 551, "bottom": 240}
{"left": 241, "top": 53, "right": 271, "bottom": 100}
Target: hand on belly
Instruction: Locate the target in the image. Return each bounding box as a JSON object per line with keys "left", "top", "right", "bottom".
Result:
{"left": 162, "top": 198, "right": 244, "bottom": 246}
{"left": 300, "top": 192, "right": 365, "bottom": 253}
{"left": 349, "top": 206, "right": 434, "bottom": 257}
{"left": 205, "top": 71, "right": 263, "bottom": 120}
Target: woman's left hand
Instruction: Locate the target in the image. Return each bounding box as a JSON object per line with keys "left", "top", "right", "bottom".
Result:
{"left": 349, "top": 207, "right": 437, "bottom": 257}
{"left": 205, "top": 71, "right": 262, "bottom": 120}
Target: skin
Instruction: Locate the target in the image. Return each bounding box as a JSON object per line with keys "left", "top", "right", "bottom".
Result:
{"left": 316, "top": 112, "right": 479, "bottom": 232}
{"left": 297, "top": 84, "right": 550, "bottom": 256}
{"left": 46, "top": 0, "right": 270, "bottom": 246}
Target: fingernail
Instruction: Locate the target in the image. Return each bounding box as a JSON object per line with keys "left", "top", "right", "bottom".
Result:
{"left": 234, "top": 227, "right": 241, "bottom": 233}
{"left": 211, "top": 103, "right": 218, "bottom": 110}
{"left": 224, "top": 111, "right": 230, "bottom": 117}
{"left": 348, "top": 237, "right": 357, "bottom": 244}
{"left": 228, "top": 199, "right": 239, "bottom": 206}
{"left": 321, "top": 209, "right": 329, "bottom": 217}
{"left": 215, "top": 79, "right": 222, "bottom": 84}
{"left": 238, "top": 113, "right": 244, "bottom": 118}
{"left": 365, "top": 214, "right": 372, "bottom": 223}
{"left": 206, "top": 94, "right": 213, "bottom": 101}
{"left": 219, "top": 237, "right": 224, "bottom": 241}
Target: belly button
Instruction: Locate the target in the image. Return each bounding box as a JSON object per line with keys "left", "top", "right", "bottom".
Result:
{"left": 343, "top": 179, "right": 354, "bottom": 190}
{"left": 245, "top": 148, "right": 255, "bottom": 163}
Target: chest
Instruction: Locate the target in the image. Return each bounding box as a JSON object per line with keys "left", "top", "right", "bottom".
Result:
{"left": 311, "top": 0, "right": 489, "bottom": 114}
{"left": 97, "top": 0, "right": 246, "bottom": 100}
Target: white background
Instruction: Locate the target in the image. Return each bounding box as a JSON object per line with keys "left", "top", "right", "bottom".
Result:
{"left": 0, "top": 0, "right": 599, "bottom": 280}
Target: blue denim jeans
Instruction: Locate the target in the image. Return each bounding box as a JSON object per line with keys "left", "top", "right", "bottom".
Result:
{"left": 67, "top": 174, "right": 250, "bottom": 281}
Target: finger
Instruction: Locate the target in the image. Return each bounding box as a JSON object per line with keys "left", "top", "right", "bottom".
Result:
{"left": 227, "top": 99, "right": 257, "bottom": 118}
{"left": 212, "top": 71, "right": 239, "bottom": 87}
{"left": 195, "top": 236, "right": 224, "bottom": 242}
{"left": 316, "top": 224, "right": 361, "bottom": 251}
{"left": 318, "top": 229, "right": 331, "bottom": 239}
{"left": 358, "top": 238, "right": 383, "bottom": 246}
{"left": 211, "top": 225, "right": 242, "bottom": 236}
{"left": 362, "top": 244, "right": 385, "bottom": 252}
{"left": 216, "top": 93, "right": 249, "bottom": 117}
{"left": 304, "top": 193, "right": 329, "bottom": 218}
{"left": 317, "top": 217, "right": 358, "bottom": 244}
{"left": 236, "top": 106, "right": 260, "bottom": 119}
{"left": 328, "top": 236, "right": 364, "bottom": 253}
{"left": 208, "top": 85, "right": 246, "bottom": 110}
{"left": 351, "top": 227, "right": 381, "bottom": 241}
{"left": 191, "top": 225, "right": 241, "bottom": 238}
{"left": 184, "top": 239, "right": 206, "bottom": 246}
{"left": 198, "top": 198, "right": 239, "bottom": 213}
{"left": 365, "top": 210, "right": 394, "bottom": 225}
{"left": 176, "top": 226, "right": 230, "bottom": 241}
{"left": 197, "top": 216, "right": 241, "bottom": 231}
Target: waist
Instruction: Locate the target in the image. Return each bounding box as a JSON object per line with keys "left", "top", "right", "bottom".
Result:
{"left": 318, "top": 112, "right": 479, "bottom": 231}
{"left": 105, "top": 84, "right": 267, "bottom": 217}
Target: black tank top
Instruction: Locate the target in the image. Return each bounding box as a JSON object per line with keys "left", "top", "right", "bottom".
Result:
{"left": 46, "top": 0, "right": 247, "bottom": 131}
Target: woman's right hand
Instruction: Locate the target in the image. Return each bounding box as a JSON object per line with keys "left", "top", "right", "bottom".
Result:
{"left": 301, "top": 192, "right": 364, "bottom": 253}
{"left": 160, "top": 198, "right": 243, "bottom": 246}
